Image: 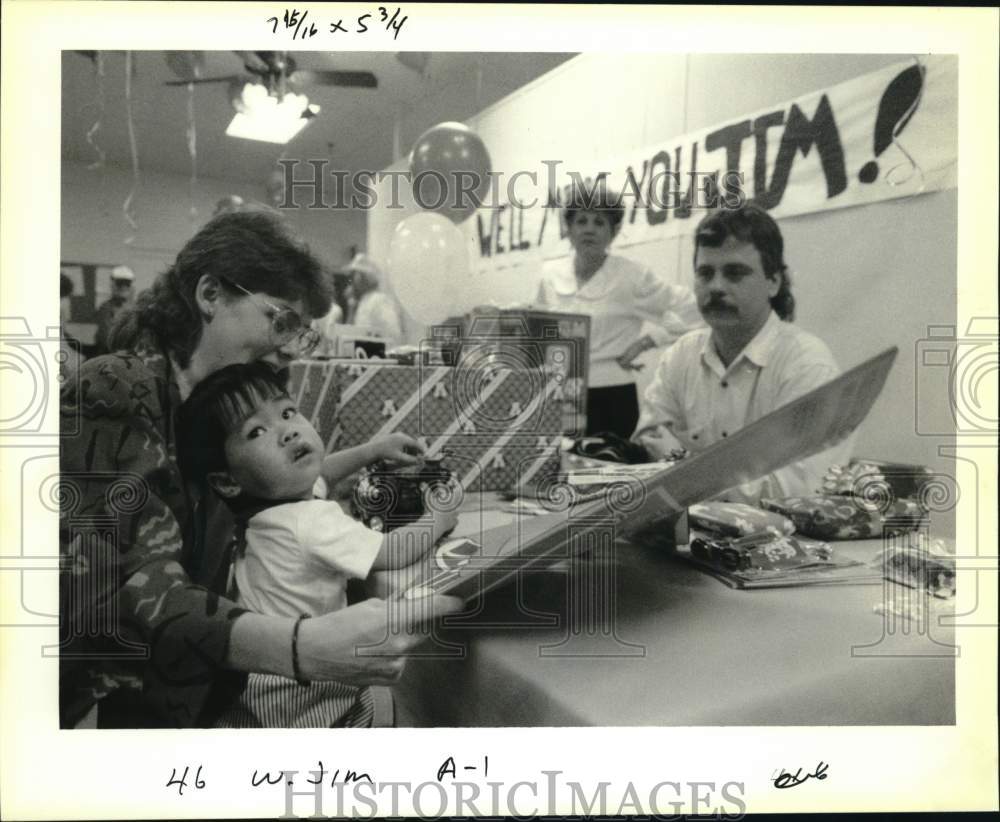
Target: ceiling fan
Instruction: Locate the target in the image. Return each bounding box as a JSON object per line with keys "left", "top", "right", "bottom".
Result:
{"left": 163, "top": 51, "right": 377, "bottom": 97}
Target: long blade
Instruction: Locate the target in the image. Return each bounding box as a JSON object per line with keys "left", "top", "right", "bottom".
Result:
{"left": 400, "top": 346, "right": 899, "bottom": 602}
{"left": 288, "top": 69, "right": 378, "bottom": 88}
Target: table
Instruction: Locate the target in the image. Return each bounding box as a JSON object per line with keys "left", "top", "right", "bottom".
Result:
{"left": 392, "top": 495, "right": 956, "bottom": 727}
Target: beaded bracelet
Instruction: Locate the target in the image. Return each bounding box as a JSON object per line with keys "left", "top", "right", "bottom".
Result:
{"left": 292, "top": 614, "right": 311, "bottom": 687}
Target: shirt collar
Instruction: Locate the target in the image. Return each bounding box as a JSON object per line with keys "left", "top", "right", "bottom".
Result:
{"left": 741, "top": 310, "right": 782, "bottom": 367}
{"left": 549, "top": 255, "right": 614, "bottom": 299}
{"left": 701, "top": 310, "right": 782, "bottom": 374}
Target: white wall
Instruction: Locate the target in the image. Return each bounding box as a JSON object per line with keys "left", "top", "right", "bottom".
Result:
{"left": 368, "top": 53, "right": 958, "bottom": 498}
{"left": 61, "top": 161, "right": 366, "bottom": 294}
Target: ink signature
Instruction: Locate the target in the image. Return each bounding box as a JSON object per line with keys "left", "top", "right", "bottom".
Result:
{"left": 771, "top": 762, "right": 829, "bottom": 789}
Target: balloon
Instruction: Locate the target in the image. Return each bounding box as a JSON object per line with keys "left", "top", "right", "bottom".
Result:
{"left": 386, "top": 212, "right": 469, "bottom": 326}
{"left": 409, "top": 122, "right": 491, "bottom": 225}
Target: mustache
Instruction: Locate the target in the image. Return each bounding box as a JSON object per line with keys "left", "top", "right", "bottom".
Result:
{"left": 700, "top": 297, "right": 737, "bottom": 312}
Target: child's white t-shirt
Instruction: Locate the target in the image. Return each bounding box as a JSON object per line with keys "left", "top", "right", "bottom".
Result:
{"left": 234, "top": 499, "right": 383, "bottom": 617}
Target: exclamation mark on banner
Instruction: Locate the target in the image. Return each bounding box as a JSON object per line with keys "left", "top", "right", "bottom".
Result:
{"left": 858, "top": 64, "right": 925, "bottom": 184}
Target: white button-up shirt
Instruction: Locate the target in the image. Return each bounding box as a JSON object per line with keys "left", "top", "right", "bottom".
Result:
{"left": 637, "top": 310, "right": 853, "bottom": 503}
{"left": 536, "top": 253, "right": 702, "bottom": 388}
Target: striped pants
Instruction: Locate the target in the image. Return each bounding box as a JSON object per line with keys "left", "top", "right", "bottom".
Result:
{"left": 214, "top": 674, "right": 378, "bottom": 728}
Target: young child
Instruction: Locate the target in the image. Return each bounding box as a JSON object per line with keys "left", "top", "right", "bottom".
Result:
{"left": 175, "top": 362, "right": 458, "bottom": 728}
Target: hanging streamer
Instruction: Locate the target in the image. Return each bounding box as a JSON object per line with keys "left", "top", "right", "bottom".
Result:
{"left": 122, "top": 51, "right": 140, "bottom": 245}
{"left": 186, "top": 82, "right": 198, "bottom": 221}
{"left": 473, "top": 59, "right": 483, "bottom": 130}
{"left": 84, "top": 52, "right": 106, "bottom": 169}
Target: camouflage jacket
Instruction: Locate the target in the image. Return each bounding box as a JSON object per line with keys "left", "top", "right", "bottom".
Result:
{"left": 59, "top": 333, "right": 246, "bottom": 727}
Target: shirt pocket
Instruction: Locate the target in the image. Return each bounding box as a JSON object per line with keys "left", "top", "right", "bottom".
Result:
{"left": 682, "top": 423, "right": 709, "bottom": 450}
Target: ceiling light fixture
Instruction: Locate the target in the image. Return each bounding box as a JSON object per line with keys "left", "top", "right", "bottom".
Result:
{"left": 225, "top": 82, "right": 321, "bottom": 144}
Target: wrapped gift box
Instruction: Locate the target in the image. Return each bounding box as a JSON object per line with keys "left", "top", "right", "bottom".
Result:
{"left": 691, "top": 533, "right": 833, "bottom": 572}
{"left": 760, "top": 495, "right": 928, "bottom": 540}
{"left": 688, "top": 501, "right": 795, "bottom": 538}
{"left": 289, "top": 359, "right": 562, "bottom": 491}
{"left": 433, "top": 309, "right": 591, "bottom": 435}
{"left": 822, "top": 458, "right": 936, "bottom": 500}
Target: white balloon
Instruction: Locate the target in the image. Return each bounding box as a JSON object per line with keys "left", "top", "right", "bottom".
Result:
{"left": 386, "top": 213, "right": 470, "bottom": 327}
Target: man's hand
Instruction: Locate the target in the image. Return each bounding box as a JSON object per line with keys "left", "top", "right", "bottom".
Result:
{"left": 297, "top": 594, "right": 463, "bottom": 684}
{"left": 636, "top": 424, "right": 685, "bottom": 460}
{"left": 370, "top": 432, "right": 425, "bottom": 466}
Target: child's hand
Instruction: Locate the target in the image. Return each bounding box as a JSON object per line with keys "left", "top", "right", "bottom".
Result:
{"left": 370, "top": 432, "right": 425, "bottom": 466}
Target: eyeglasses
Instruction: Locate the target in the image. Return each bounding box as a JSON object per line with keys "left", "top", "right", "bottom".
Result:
{"left": 220, "top": 278, "right": 321, "bottom": 356}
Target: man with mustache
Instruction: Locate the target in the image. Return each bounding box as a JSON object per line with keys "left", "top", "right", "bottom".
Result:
{"left": 632, "top": 203, "right": 851, "bottom": 503}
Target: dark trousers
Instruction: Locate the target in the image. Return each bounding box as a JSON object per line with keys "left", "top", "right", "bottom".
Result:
{"left": 586, "top": 384, "right": 640, "bottom": 439}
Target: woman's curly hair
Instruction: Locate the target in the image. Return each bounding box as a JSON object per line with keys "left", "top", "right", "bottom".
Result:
{"left": 110, "top": 207, "right": 333, "bottom": 365}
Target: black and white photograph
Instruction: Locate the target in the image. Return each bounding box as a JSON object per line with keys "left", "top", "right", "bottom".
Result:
{"left": 1, "top": 3, "right": 997, "bottom": 819}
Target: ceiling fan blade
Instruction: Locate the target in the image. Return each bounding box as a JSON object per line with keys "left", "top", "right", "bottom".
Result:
{"left": 234, "top": 50, "right": 271, "bottom": 74}
{"left": 164, "top": 75, "right": 245, "bottom": 87}
{"left": 289, "top": 70, "right": 378, "bottom": 89}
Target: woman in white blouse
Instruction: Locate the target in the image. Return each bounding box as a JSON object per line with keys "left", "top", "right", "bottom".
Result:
{"left": 535, "top": 185, "right": 702, "bottom": 438}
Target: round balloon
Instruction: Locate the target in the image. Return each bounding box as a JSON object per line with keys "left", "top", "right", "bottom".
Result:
{"left": 409, "top": 122, "right": 491, "bottom": 225}
{"left": 386, "top": 212, "right": 469, "bottom": 326}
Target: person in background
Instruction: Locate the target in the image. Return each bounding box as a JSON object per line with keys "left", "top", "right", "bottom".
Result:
{"left": 534, "top": 183, "right": 702, "bottom": 438}
{"left": 94, "top": 265, "right": 135, "bottom": 355}
{"left": 214, "top": 194, "right": 247, "bottom": 216}
{"left": 313, "top": 267, "right": 346, "bottom": 357}
{"left": 59, "top": 272, "right": 83, "bottom": 381}
{"left": 346, "top": 253, "right": 404, "bottom": 349}
{"left": 633, "top": 203, "right": 852, "bottom": 504}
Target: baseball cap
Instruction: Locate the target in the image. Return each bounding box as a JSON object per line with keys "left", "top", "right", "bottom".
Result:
{"left": 111, "top": 265, "right": 135, "bottom": 282}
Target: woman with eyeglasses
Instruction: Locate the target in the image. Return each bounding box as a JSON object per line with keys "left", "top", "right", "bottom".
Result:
{"left": 60, "top": 208, "right": 462, "bottom": 728}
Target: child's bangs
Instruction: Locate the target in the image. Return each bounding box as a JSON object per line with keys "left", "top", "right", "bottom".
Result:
{"left": 211, "top": 373, "right": 288, "bottom": 435}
